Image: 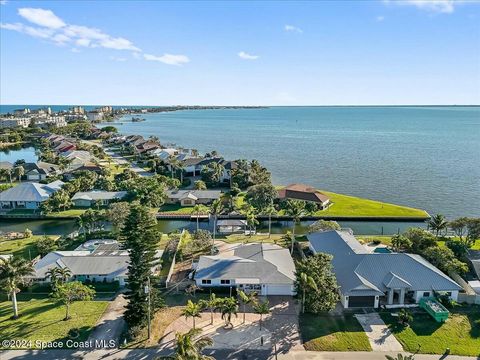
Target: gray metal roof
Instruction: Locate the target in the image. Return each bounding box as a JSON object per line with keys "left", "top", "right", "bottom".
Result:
{"left": 0, "top": 181, "right": 64, "bottom": 202}
{"left": 195, "top": 243, "right": 295, "bottom": 285}
{"left": 308, "top": 230, "right": 461, "bottom": 296}
{"left": 72, "top": 191, "right": 128, "bottom": 201}
{"left": 166, "top": 189, "right": 222, "bottom": 200}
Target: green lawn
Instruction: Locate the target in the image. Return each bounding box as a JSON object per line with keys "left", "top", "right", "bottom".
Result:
{"left": 0, "top": 299, "right": 108, "bottom": 349}
{"left": 158, "top": 204, "right": 197, "bottom": 214}
{"left": 357, "top": 236, "right": 480, "bottom": 250}
{"left": 315, "top": 190, "right": 429, "bottom": 218}
{"left": 48, "top": 209, "right": 87, "bottom": 218}
{"left": 0, "top": 235, "right": 60, "bottom": 259}
{"left": 299, "top": 314, "right": 372, "bottom": 351}
{"left": 380, "top": 308, "right": 480, "bottom": 357}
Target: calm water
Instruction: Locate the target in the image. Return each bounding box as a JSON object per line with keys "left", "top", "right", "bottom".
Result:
{"left": 0, "top": 218, "right": 423, "bottom": 236}
{"left": 0, "top": 146, "right": 38, "bottom": 163}
{"left": 100, "top": 106, "right": 480, "bottom": 219}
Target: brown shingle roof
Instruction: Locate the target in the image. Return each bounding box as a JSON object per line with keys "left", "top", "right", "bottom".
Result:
{"left": 278, "top": 183, "right": 330, "bottom": 204}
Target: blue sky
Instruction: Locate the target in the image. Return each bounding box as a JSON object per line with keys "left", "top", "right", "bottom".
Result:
{"left": 1, "top": 0, "right": 479, "bottom": 105}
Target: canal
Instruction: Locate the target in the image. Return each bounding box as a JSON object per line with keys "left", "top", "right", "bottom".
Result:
{"left": 0, "top": 218, "right": 426, "bottom": 236}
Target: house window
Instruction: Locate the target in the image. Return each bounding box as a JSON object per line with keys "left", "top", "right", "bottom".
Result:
{"left": 202, "top": 279, "right": 211, "bottom": 285}
{"left": 220, "top": 280, "right": 230, "bottom": 285}
{"left": 423, "top": 292, "right": 430, "bottom": 297}
{"left": 446, "top": 292, "right": 452, "bottom": 297}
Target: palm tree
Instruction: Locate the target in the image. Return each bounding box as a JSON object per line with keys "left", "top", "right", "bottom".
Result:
{"left": 168, "top": 155, "right": 179, "bottom": 179}
{"left": 217, "top": 297, "right": 238, "bottom": 328}
{"left": 298, "top": 272, "right": 318, "bottom": 314}
{"left": 169, "top": 328, "right": 214, "bottom": 360}
{"left": 57, "top": 268, "right": 71, "bottom": 284}
{"left": 182, "top": 300, "right": 203, "bottom": 329}
{"left": 46, "top": 267, "right": 62, "bottom": 289}
{"left": 177, "top": 161, "right": 186, "bottom": 184}
{"left": 253, "top": 299, "right": 270, "bottom": 331}
{"left": 199, "top": 293, "right": 219, "bottom": 325}
{"left": 238, "top": 290, "right": 257, "bottom": 324}
{"left": 428, "top": 214, "right": 448, "bottom": 237}
{"left": 245, "top": 211, "right": 259, "bottom": 237}
{"left": 284, "top": 200, "right": 306, "bottom": 254}
{"left": 263, "top": 204, "right": 277, "bottom": 239}
{"left": 193, "top": 204, "right": 208, "bottom": 232}
{"left": 0, "top": 257, "right": 34, "bottom": 319}
{"left": 209, "top": 199, "right": 223, "bottom": 251}
{"left": 13, "top": 165, "right": 24, "bottom": 182}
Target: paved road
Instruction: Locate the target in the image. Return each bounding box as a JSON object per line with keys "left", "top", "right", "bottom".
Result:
{"left": 86, "top": 294, "right": 127, "bottom": 346}
{"left": 1, "top": 349, "right": 477, "bottom": 360}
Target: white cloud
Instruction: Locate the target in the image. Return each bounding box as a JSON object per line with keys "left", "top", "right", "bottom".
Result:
{"left": 376, "top": 15, "right": 385, "bottom": 21}
{"left": 2, "top": 7, "right": 189, "bottom": 66}
{"left": 71, "top": 48, "right": 81, "bottom": 53}
{"left": 284, "top": 24, "right": 303, "bottom": 33}
{"left": 75, "top": 38, "right": 91, "bottom": 47}
{"left": 0, "top": 22, "right": 54, "bottom": 39}
{"left": 384, "top": 0, "right": 480, "bottom": 14}
{"left": 0, "top": 1, "right": 8, "bottom": 5}
{"left": 99, "top": 37, "right": 140, "bottom": 51}
{"left": 18, "top": 8, "right": 65, "bottom": 29}
{"left": 143, "top": 53, "right": 190, "bottom": 66}
{"left": 238, "top": 51, "right": 259, "bottom": 60}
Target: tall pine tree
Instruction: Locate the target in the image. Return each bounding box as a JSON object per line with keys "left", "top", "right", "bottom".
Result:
{"left": 121, "top": 203, "right": 164, "bottom": 330}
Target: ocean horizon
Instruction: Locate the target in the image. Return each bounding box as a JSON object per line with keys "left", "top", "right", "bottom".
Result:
{"left": 1, "top": 105, "right": 479, "bottom": 218}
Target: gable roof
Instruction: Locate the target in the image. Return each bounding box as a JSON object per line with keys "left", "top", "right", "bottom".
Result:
{"left": 278, "top": 183, "right": 330, "bottom": 204}
{"left": 308, "top": 230, "right": 461, "bottom": 296}
{"left": 72, "top": 190, "right": 127, "bottom": 201}
{"left": 166, "top": 189, "right": 222, "bottom": 200}
{"left": 195, "top": 243, "right": 295, "bottom": 285}
{"left": 0, "top": 181, "right": 64, "bottom": 202}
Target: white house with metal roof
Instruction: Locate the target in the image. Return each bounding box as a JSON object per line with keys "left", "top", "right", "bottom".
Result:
{"left": 194, "top": 243, "right": 296, "bottom": 296}
{"left": 32, "top": 241, "right": 163, "bottom": 286}
{"left": 71, "top": 190, "right": 128, "bottom": 207}
{"left": 308, "top": 230, "right": 461, "bottom": 308}
{"left": 0, "top": 180, "right": 64, "bottom": 210}
{"left": 165, "top": 189, "right": 222, "bottom": 207}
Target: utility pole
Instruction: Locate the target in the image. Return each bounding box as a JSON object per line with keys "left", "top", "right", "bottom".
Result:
{"left": 145, "top": 277, "right": 151, "bottom": 340}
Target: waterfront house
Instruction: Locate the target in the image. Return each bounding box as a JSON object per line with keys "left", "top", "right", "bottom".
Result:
{"left": 71, "top": 190, "right": 128, "bottom": 207}
{"left": 165, "top": 189, "right": 222, "bottom": 206}
{"left": 278, "top": 183, "right": 331, "bottom": 209}
{"left": 308, "top": 230, "right": 461, "bottom": 308}
{"left": 0, "top": 180, "right": 64, "bottom": 210}
{"left": 194, "top": 243, "right": 296, "bottom": 295}
{"left": 32, "top": 241, "right": 163, "bottom": 286}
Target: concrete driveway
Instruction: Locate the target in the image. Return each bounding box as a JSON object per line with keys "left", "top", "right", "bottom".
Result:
{"left": 87, "top": 294, "right": 127, "bottom": 347}
{"left": 159, "top": 295, "right": 302, "bottom": 354}
{"left": 355, "top": 313, "right": 403, "bottom": 352}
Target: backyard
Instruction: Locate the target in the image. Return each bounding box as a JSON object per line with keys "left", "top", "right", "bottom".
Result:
{"left": 0, "top": 234, "right": 60, "bottom": 259}
{"left": 315, "top": 190, "right": 429, "bottom": 218}
{"left": 299, "top": 313, "right": 372, "bottom": 351}
{"left": 0, "top": 299, "right": 108, "bottom": 349}
{"left": 380, "top": 306, "right": 480, "bottom": 356}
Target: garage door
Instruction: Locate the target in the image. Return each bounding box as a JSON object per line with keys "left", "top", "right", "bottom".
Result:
{"left": 348, "top": 296, "right": 375, "bottom": 307}
{"left": 264, "top": 285, "right": 294, "bottom": 296}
